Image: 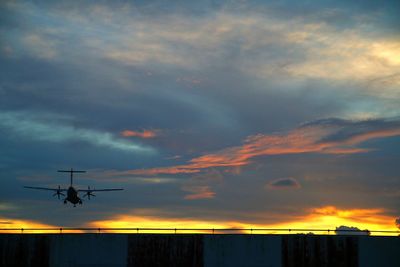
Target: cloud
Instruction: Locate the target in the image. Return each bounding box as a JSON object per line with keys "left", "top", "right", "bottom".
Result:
{"left": 98, "top": 10, "right": 400, "bottom": 94}
{"left": 0, "top": 203, "right": 16, "bottom": 211}
{"left": 127, "top": 177, "right": 178, "bottom": 185}
{"left": 0, "top": 111, "right": 155, "bottom": 154}
{"left": 121, "top": 129, "right": 158, "bottom": 138}
{"left": 307, "top": 118, "right": 400, "bottom": 144}
{"left": 182, "top": 185, "right": 216, "bottom": 200}
{"left": 281, "top": 32, "right": 400, "bottom": 84}
{"left": 85, "top": 171, "right": 179, "bottom": 184}
{"left": 181, "top": 170, "right": 222, "bottom": 200}
{"left": 311, "top": 206, "right": 394, "bottom": 228}
{"left": 23, "top": 34, "right": 58, "bottom": 59}
{"left": 7, "top": 2, "right": 399, "bottom": 97}
{"left": 266, "top": 178, "right": 301, "bottom": 190}
{"left": 126, "top": 117, "right": 400, "bottom": 175}
{"left": 335, "top": 225, "right": 370, "bottom": 235}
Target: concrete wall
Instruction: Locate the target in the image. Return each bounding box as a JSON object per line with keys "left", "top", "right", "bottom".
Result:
{"left": 1, "top": 234, "right": 399, "bottom": 267}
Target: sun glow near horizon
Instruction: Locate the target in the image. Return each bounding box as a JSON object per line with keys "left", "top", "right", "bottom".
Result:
{"left": 0, "top": 205, "right": 398, "bottom": 235}
{"left": 0, "top": 217, "right": 82, "bottom": 233}
{"left": 86, "top": 206, "right": 399, "bottom": 236}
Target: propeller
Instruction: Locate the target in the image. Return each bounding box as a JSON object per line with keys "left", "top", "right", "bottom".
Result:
{"left": 52, "top": 185, "right": 65, "bottom": 200}
{"left": 83, "top": 186, "right": 95, "bottom": 200}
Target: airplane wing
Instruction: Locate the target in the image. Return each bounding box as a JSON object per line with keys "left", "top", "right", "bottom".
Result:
{"left": 24, "top": 186, "right": 67, "bottom": 191}
{"left": 78, "top": 188, "right": 123, "bottom": 192}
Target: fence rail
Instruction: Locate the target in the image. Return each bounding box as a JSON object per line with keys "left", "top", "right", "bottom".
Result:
{"left": 0, "top": 227, "right": 399, "bottom": 235}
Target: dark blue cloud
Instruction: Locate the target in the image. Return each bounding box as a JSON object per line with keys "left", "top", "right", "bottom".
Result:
{"left": 267, "top": 178, "right": 301, "bottom": 189}
{"left": 335, "top": 225, "right": 369, "bottom": 235}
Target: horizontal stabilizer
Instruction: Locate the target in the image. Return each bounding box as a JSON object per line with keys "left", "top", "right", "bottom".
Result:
{"left": 58, "top": 170, "right": 86, "bottom": 173}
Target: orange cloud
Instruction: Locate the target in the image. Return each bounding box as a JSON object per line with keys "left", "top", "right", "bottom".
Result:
{"left": 341, "top": 128, "right": 400, "bottom": 146}
{"left": 127, "top": 130, "right": 320, "bottom": 175}
{"left": 88, "top": 206, "right": 398, "bottom": 235}
{"left": 321, "top": 148, "right": 372, "bottom": 154}
{"left": 126, "top": 119, "right": 400, "bottom": 175}
{"left": 121, "top": 129, "right": 158, "bottom": 138}
{"left": 182, "top": 185, "right": 216, "bottom": 200}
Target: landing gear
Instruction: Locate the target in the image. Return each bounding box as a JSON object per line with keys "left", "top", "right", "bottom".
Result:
{"left": 78, "top": 199, "right": 82, "bottom": 205}
{"left": 64, "top": 200, "right": 67, "bottom": 204}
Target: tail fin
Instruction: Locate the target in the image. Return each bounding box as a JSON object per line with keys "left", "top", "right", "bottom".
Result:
{"left": 58, "top": 169, "right": 86, "bottom": 186}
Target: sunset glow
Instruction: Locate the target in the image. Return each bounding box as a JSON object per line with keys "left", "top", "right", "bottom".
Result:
{"left": 87, "top": 206, "right": 399, "bottom": 236}
{"left": 0, "top": 217, "right": 82, "bottom": 234}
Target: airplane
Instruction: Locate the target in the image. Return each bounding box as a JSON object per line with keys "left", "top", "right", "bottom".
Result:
{"left": 24, "top": 169, "right": 123, "bottom": 207}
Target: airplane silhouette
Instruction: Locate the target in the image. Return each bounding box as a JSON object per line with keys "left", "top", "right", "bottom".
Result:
{"left": 24, "top": 169, "right": 123, "bottom": 207}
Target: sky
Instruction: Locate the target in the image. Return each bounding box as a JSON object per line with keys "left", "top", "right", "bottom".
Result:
{"left": 1, "top": 0, "right": 400, "bottom": 234}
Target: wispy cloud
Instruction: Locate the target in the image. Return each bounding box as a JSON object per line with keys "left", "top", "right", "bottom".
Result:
{"left": 86, "top": 171, "right": 179, "bottom": 184}
{"left": 97, "top": 10, "right": 399, "bottom": 100}
{"left": 9, "top": 3, "right": 399, "bottom": 94}
{"left": 127, "top": 117, "right": 400, "bottom": 175}
{"left": 0, "top": 111, "right": 155, "bottom": 154}
{"left": 121, "top": 129, "right": 158, "bottom": 139}
{"left": 23, "top": 34, "right": 58, "bottom": 59}
{"left": 182, "top": 185, "right": 216, "bottom": 200}
{"left": 0, "top": 203, "right": 17, "bottom": 211}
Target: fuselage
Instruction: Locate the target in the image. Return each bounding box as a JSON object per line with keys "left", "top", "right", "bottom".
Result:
{"left": 66, "top": 186, "right": 82, "bottom": 205}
